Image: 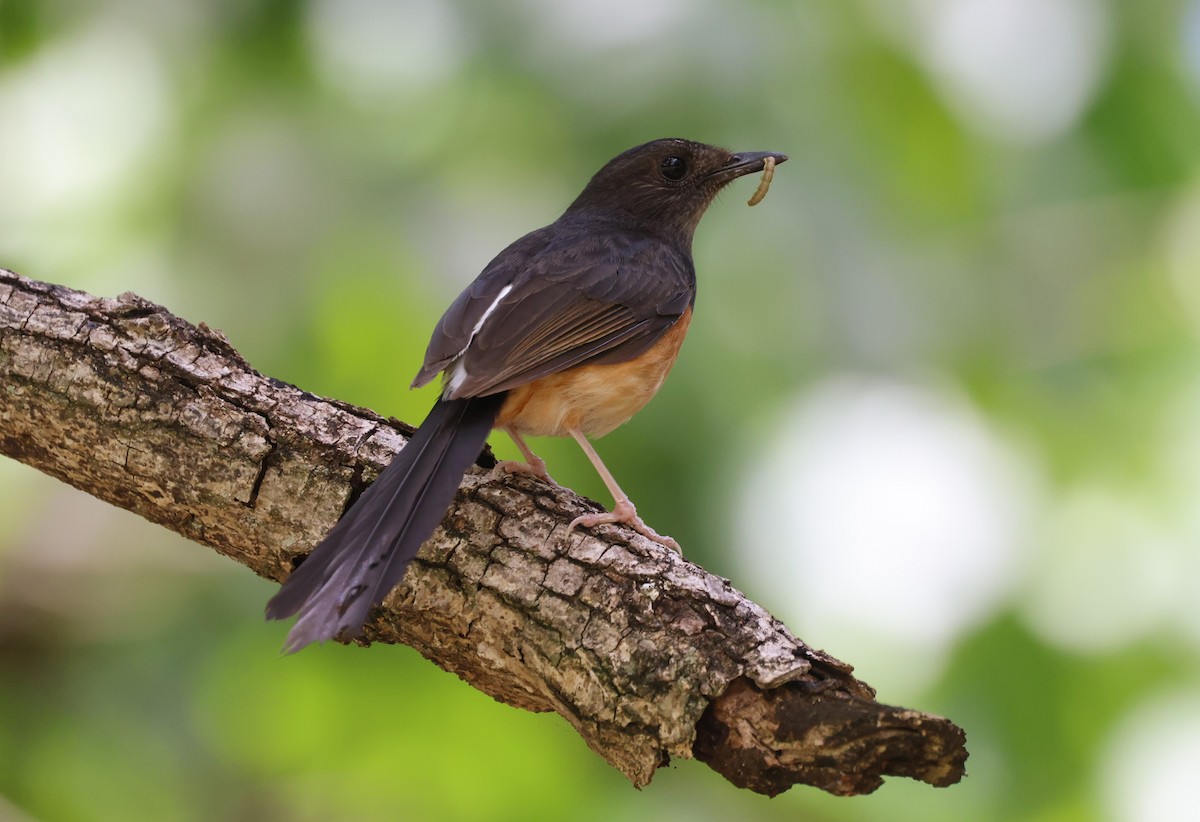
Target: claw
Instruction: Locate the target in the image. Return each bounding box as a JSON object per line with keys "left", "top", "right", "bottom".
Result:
{"left": 567, "top": 499, "right": 681, "bottom": 553}
{"left": 493, "top": 458, "right": 556, "bottom": 485}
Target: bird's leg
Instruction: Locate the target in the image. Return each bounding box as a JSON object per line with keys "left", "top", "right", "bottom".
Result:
{"left": 493, "top": 426, "right": 556, "bottom": 484}
{"left": 565, "top": 429, "right": 681, "bottom": 553}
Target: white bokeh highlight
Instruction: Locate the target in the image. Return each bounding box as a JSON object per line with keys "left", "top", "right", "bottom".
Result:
{"left": 882, "top": 0, "right": 1112, "bottom": 145}
{"left": 1158, "top": 379, "right": 1200, "bottom": 649}
{"left": 304, "top": 0, "right": 470, "bottom": 101}
{"left": 1099, "top": 692, "right": 1200, "bottom": 822}
{"left": 736, "top": 376, "right": 1035, "bottom": 689}
{"left": 1019, "top": 486, "right": 1182, "bottom": 653}
{"left": 0, "top": 22, "right": 170, "bottom": 219}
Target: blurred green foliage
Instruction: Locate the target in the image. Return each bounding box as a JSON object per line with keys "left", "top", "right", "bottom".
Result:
{"left": 2, "top": 0, "right": 1200, "bottom": 820}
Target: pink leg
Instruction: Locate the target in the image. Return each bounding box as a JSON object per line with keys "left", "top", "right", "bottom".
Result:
{"left": 494, "top": 427, "right": 555, "bottom": 484}
{"left": 565, "top": 429, "right": 681, "bottom": 553}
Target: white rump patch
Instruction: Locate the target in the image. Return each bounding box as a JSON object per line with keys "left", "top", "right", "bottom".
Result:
{"left": 445, "top": 360, "right": 469, "bottom": 396}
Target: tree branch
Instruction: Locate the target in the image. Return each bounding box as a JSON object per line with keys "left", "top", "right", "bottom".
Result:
{"left": 0, "top": 268, "right": 967, "bottom": 795}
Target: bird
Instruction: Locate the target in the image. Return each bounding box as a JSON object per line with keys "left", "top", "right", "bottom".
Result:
{"left": 266, "top": 138, "right": 787, "bottom": 652}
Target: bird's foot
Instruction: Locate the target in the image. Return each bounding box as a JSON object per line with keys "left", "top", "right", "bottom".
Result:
{"left": 493, "top": 458, "right": 556, "bottom": 486}
{"left": 567, "top": 499, "right": 681, "bottom": 554}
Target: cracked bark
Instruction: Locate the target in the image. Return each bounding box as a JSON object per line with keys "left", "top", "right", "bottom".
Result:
{"left": 0, "top": 269, "right": 967, "bottom": 796}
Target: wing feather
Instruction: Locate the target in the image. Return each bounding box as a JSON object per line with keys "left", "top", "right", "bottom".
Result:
{"left": 412, "top": 220, "right": 696, "bottom": 399}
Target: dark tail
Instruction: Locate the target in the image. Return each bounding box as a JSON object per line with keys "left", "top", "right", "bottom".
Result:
{"left": 266, "top": 394, "right": 504, "bottom": 652}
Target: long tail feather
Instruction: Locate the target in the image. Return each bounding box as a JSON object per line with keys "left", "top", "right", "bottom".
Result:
{"left": 266, "top": 395, "right": 504, "bottom": 652}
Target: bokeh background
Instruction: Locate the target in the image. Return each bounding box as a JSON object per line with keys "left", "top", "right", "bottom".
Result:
{"left": 2, "top": 0, "right": 1199, "bottom": 819}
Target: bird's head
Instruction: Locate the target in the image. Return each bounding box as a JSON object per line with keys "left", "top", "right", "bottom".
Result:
{"left": 567, "top": 138, "right": 788, "bottom": 241}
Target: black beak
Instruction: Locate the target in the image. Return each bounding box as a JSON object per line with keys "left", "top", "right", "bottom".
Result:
{"left": 708, "top": 150, "right": 788, "bottom": 181}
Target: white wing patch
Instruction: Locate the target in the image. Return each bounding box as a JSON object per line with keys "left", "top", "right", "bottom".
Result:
{"left": 472, "top": 283, "right": 513, "bottom": 338}
{"left": 443, "top": 283, "right": 513, "bottom": 399}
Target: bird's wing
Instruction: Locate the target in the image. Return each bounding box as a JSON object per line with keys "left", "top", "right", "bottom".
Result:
{"left": 411, "top": 226, "right": 695, "bottom": 399}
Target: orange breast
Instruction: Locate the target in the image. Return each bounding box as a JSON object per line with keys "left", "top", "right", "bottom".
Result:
{"left": 495, "top": 308, "right": 692, "bottom": 438}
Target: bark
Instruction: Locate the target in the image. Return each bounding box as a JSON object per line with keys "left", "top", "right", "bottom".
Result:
{"left": 0, "top": 268, "right": 967, "bottom": 795}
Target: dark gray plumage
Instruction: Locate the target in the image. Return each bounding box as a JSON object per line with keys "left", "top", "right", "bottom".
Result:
{"left": 266, "top": 138, "right": 786, "bottom": 651}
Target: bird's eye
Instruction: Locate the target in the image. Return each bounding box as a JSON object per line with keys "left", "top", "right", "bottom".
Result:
{"left": 660, "top": 155, "right": 688, "bottom": 181}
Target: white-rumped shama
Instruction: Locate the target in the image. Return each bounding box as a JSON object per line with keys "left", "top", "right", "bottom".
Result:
{"left": 266, "top": 138, "right": 786, "bottom": 651}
